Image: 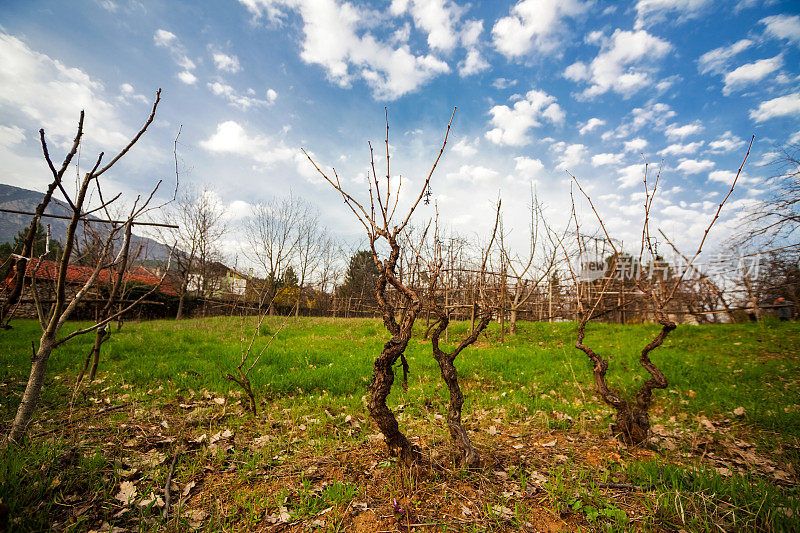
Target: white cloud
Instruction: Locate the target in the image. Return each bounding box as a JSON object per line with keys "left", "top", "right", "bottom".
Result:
{"left": 451, "top": 136, "right": 478, "bottom": 157}
{"left": 492, "top": 0, "right": 589, "bottom": 58}
{"left": 226, "top": 199, "right": 255, "bottom": 221}
{"left": 177, "top": 71, "right": 198, "bottom": 85}
{"left": 790, "top": 131, "right": 800, "bottom": 144}
{"left": 485, "top": 89, "right": 564, "bottom": 146}
{"left": 119, "top": 82, "right": 149, "bottom": 104}
{"left": 665, "top": 121, "right": 703, "bottom": 139}
{"left": 199, "top": 120, "right": 296, "bottom": 168}
{"left": 154, "top": 29, "right": 198, "bottom": 85}
{"left": 208, "top": 82, "right": 276, "bottom": 109}
{"left": 492, "top": 77, "right": 517, "bottom": 90}
{"left": 591, "top": 152, "right": 624, "bottom": 166}
{"left": 0, "top": 125, "right": 26, "bottom": 147}
{"left": 154, "top": 29, "right": 177, "bottom": 47}
{"left": 391, "top": 22, "right": 411, "bottom": 45}
{"left": 624, "top": 137, "right": 648, "bottom": 152}
{"left": 755, "top": 151, "right": 780, "bottom": 166}
{"left": 392, "top": 0, "right": 462, "bottom": 52}
{"left": 723, "top": 55, "right": 783, "bottom": 95}
{"left": 659, "top": 141, "right": 704, "bottom": 156}
{"left": 459, "top": 48, "right": 490, "bottom": 76}
{"left": 564, "top": 29, "right": 672, "bottom": 98}
{"left": 761, "top": 14, "right": 800, "bottom": 44}
{"left": 212, "top": 52, "right": 242, "bottom": 73}
{"left": 460, "top": 18, "right": 483, "bottom": 48}
{"left": 0, "top": 32, "right": 128, "bottom": 147}
{"left": 676, "top": 158, "right": 715, "bottom": 174}
{"left": 239, "top": 0, "right": 450, "bottom": 100}
{"left": 390, "top": 0, "right": 487, "bottom": 78}
{"left": 618, "top": 164, "right": 645, "bottom": 187}
{"left": 750, "top": 92, "right": 800, "bottom": 122}
{"left": 634, "top": 0, "right": 712, "bottom": 29}
{"left": 708, "top": 170, "right": 759, "bottom": 185}
{"left": 445, "top": 164, "right": 499, "bottom": 184}
{"left": 611, "top": 102, "right": 675, "bottom": 140}
{"left": 697, "top": 39, "right": 753, "bottom": 75}
{"left": 551, "top": 141, "right": 586, "bottom": 170}
{"left": 708, "top": 131, "right": 745, "bottom": 153}
{"left": 579, "top": 117, "right": 605, "bottom": 135}
{"left": 512, "top": 156, "right": 545, "bottom": 181}
{"left": 98, "top": 0, "right": 118, "bottom": 11}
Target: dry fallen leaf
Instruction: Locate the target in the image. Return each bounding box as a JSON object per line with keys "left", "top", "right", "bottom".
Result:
{"left": 115, "top": 481, "right": 137, "bottom": 505}
{"left": 138, "top": 492, "right": 165, "bottom": 508}
{"left": 734, "top": 407, "right": 746, "bottom": 417}
{"left": 492, "top": 505, "right": 514, "bottom": 520}
{"left": 184, "top": 509, "right": 208, "bottom": 529}
{"left": 182, "top": 480, "right": 197, "bottom": 497}
{"left": 699, "top": 416, "right": 716, "bottom": 431}
{"left": 210, "top": 429, "right": 232, "bottom": 445}
{"left": 715, "top": 466, "right": 732, "bottom": 477}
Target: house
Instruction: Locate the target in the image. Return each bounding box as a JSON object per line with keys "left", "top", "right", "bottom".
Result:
{"left": 2, "top": 258, "right": 178, "bottom": 299}
{"left": 186, "top": 261, "right": 248, "bottom": 299}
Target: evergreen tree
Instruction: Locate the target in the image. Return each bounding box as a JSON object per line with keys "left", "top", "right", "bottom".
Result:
{"left": 0, "top": 223, "right": 62, "bottom": 262}
{"left": 282, "top": 265, "right": 299, "bottom": 287}
{"left": 337, "top": 250, "right": 380, "bottom": 311}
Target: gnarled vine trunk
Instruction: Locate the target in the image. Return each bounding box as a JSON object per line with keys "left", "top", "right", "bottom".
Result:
{"left": 368, "top": 239, "right": 422, "bottom": 465}
{"left": 369, "top": 336, "right": 419, "bottom": 464}
{"left": 430, "top": 311, "right": 491, "bottom": 467}
{"left": 577, "top": 312, "right": 675, "bottom": 445}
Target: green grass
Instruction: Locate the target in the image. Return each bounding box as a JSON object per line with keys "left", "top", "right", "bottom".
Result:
{"left": 1, "top": 316, "right": 799, "bottom": 531}
{"left": 627, "top": 460, "right": 800, "bottom": 531}
{"left": 2, "top": 317, "right": 798, "bottom": 436}
{"left": 0, "top": 438, "right": 119, "bottom": 531}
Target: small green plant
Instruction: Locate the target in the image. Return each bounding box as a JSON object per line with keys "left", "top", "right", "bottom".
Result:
{"left": 567, "top": 493, "right": 629, "bottom": 527}
{"left": 322, "top": 480, "right": 358, "bottom": 505}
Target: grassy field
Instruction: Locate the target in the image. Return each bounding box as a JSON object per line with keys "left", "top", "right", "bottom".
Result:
{"left": 1, "top": 317, "right": 799, "bottom": 531}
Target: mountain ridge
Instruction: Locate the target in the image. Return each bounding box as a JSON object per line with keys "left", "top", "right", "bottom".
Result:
{"left": 0, "top": 183, "right": 171, "bottom": 261}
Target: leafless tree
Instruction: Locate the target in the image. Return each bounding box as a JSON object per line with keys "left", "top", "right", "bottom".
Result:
{"left": 315, "top": 234, "right": 342, "bottom": 314}
{"left": 564, "top": 139, "right": 752, "bottom": 445}
{"left": 742, "top": 144, "right": 800, "bottom": 243}
{"left": 6, "top": 91, "right": 174, "bottom": 443}
{"left": 659, "top": 237, "right": 736, "bottom": 323}
{"left": 303, "top": 108, "right": 454, "bottom": 464}
{"left": 162, "top": 186, "right": 227, "bottom": 319}
{"left": 500, "top": 189, "right": 565, "bottom": 334}
{"left": 245, "top": 194, "right": 302, "bottom": 313}
{"left": 293, "top": 200, "right": 327, "bottom": 316}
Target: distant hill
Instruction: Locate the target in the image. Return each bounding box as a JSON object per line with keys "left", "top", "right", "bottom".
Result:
{"left": 0, "top": 183, "right": 172, "bottom": 261}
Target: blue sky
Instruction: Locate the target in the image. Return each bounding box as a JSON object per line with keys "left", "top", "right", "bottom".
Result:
{"left": 0, "top": 0, "right": 799, "bottom": 260}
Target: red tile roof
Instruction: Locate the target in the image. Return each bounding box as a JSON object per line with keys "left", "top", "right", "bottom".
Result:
{"left": 4, "top": 258, "right": 178, "bottom": 296}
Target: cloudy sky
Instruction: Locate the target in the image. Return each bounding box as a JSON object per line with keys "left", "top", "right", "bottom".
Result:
{"left": 1, "top": 0, "right": 798, "bottom": 262}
